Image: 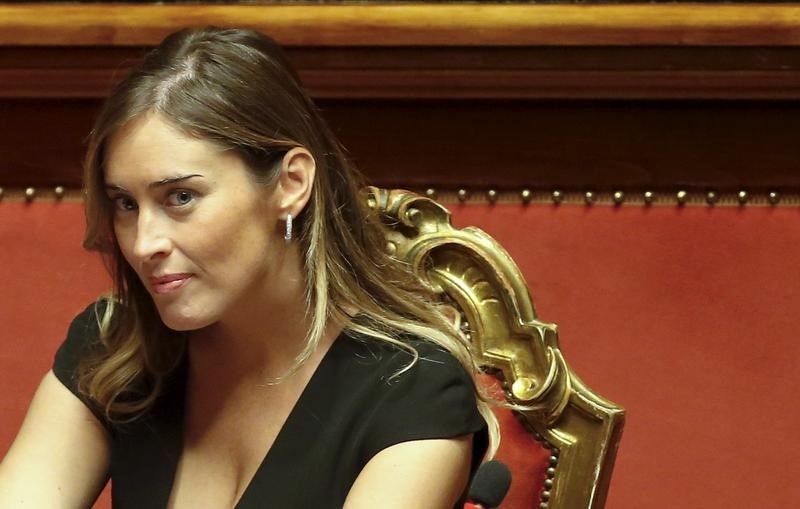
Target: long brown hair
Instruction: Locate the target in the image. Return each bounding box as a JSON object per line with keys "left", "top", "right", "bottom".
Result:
{"left": 80, "top": 27, "right": 498, "bottom": 452}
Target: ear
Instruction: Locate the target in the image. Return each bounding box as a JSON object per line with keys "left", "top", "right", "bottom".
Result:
{"left": 275, "top": 147, "right": 315, "bottom": 219}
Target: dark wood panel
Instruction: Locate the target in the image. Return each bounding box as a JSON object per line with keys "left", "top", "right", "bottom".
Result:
{"left": 3, "top": 99, "right": 799, "bottom": 190}
{"left": 323, "top": 100, "right": 800, "bottom": 190}
{"left": 0, "top": 100, "right": 96, "bottom": 188}
{"left": 2, "top": 4, "right": 798, "bottom": 192}
{"left": 3, "top": 46, "right": 800, "bottom": 100}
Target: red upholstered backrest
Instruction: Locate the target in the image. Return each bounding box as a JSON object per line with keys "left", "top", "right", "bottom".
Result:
{"left": 3, "top": 199, "right": 799, "bottom": 507}
{"left": 481, "top": 376, "right": 550, "bottom": 507}
{"left": 0, "top": 200, "right": 111, "bottom": 507}
{"left": 0, "top": 201, "right": 109, "bottom": 425}
{"left": 452, "top": 203, "right": 800, "bottom": 508}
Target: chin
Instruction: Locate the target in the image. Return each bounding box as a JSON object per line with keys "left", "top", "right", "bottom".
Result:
{"left": 155, "top": 303, "right": 216, "bottom": 332}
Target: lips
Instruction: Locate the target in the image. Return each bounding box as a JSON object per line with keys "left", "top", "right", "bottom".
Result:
{"left": 149, "top": 273, "right": 192, "bottom": 295}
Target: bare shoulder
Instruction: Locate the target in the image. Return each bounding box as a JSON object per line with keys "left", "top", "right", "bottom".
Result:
{"left": 0, "top": 370, "right": 111, "bottom": 508}
{"left": 344, "top": 434, "right": 474, "bottom": 509}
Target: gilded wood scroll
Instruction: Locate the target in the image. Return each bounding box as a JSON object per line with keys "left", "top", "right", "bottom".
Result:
{"left": 367, "top": 187, "right": 626, "bottom": 509}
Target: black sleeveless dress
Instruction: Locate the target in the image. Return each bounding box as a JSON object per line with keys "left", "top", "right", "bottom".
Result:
{"left": 53, "top": 302, "right": 488, "bottom": 508}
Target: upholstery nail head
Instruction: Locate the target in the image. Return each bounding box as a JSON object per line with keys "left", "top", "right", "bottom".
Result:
{"left": 768, "top": 191, "right": 780, "bottom": 205}
{"left": 737, "top": 190, "right": 749, "bottom": 205}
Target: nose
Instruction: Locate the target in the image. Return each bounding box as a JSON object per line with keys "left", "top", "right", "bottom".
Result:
{"left": 131, "top": 208, "right": 173, "bottom": 262}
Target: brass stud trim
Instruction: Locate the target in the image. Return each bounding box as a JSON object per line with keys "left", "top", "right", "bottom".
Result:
{"left": 768, "top": 190, "right": 780, "bottom": 205}
{"left": 4, "top": 186, "right": 800, "bottom": 207}
{"left": 421, "top": 188, "right": 747, "bottom": 206}
{"left": 0, "top": 187, "right": 84, "bottom": 201}
{"left": 540, "top": 452, "right": 559, "bottom": 509}
{"left": 737, "top": 190, "right": 749, "bottom": 205}
{"left": 529, "top": 188, "right": 800, "bottom": 207}
{"left": 521, "top": 422, "right": 560, "bottom": 508}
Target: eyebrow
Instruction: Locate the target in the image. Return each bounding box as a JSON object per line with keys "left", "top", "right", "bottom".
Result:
{"left": 104, "top": 174, "right": 204, "bottom": 192}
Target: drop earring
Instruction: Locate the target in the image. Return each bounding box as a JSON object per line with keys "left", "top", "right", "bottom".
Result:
{"left": 284, "top": 213, "right": 293, "bottom": 242}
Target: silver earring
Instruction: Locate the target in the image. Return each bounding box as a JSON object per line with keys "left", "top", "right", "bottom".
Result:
{"left": 284, "top": 213, "right": 293, "bottom": 242}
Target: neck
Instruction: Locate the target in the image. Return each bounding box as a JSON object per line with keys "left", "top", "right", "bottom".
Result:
{"left": 185, "top": 246, "right": 333, "bottom": 386}
{"left": 190, "top": 308, "right": 308, "bottom": 379}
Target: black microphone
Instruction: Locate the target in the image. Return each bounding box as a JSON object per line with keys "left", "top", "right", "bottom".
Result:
{"left": 465, "top": 460, "right": 512, "bottom": 509}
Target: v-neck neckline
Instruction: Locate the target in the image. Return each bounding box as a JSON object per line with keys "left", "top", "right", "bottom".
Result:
{"left": 156, "top": 331, "right": 347, "bottom": 509}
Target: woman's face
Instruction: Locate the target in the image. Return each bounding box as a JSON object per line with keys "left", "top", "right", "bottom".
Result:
{"left": 104, "top": 113, "right": 282, "bottom": 331}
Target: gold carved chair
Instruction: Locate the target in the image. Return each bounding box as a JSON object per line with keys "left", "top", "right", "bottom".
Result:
{"left": 367, "top": 187, "right": 625, "bottom": 509}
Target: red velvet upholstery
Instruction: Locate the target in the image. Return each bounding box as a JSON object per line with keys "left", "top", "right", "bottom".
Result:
{"left": 0, "top": 201, "right": 109, "bottom": 424}
{"left": 453, "top": 203, "right": 800, "bottom": 508}
{"left": 0, "top": 201, "right": 111, "bottom": 506}
{"left": 3, "top": 200, "right": 799, "bottom": 507}
{"left": 481, "top": 376, "right": 550, "bottom": 507}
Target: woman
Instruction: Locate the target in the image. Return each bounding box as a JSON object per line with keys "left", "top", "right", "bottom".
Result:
{"left": 0, "top": 27, "right": 496, "bottom": 508}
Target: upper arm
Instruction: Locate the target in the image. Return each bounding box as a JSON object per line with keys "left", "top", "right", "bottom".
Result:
{"left": 0, "top": 370, "right": 111, "bottom": 508}
{"left": 344, "top": 434, "right": 473, "bottom": 509}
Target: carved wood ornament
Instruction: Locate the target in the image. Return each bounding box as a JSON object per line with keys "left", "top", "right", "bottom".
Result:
{"left": 368, "top": 187, "right": 625, "bottom": 509}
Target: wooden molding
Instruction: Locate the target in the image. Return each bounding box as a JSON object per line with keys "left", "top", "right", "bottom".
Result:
{"left": 3, "top": 45, "right": 800, "bottom": 100}
{"left": 1, "top": 3, "right": 800, "bottom": 47}
{"left": 5, "top": 67, "right": 800, "bottom": 100}
{"left": 2, "top": 5, "right": 800, "bottom": 100}
{"left": 2, "top": 4, "right": 799, "bottom": 189}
